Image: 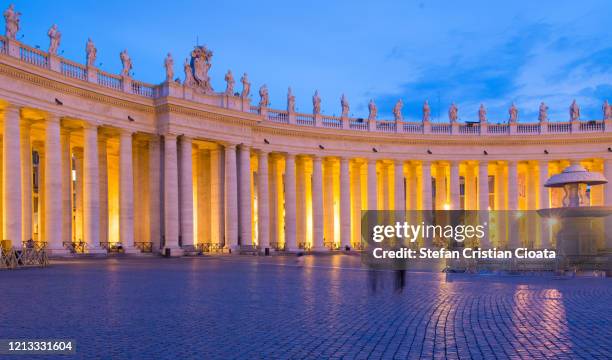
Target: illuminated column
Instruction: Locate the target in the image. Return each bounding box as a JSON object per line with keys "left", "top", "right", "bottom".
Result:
{"left": 478, "top": 160, "right": 490, "bottom": 248}
{"left": 449, "top": 161, "right": 460, "bottom": 210}
{"left": 350, "top": 161, "right": 362, "bottom": 248}
{"left": 478, "top": 161, "right": 489, "bottom": 211}
{"left": 394, "top": 159, "right": 405, "bottom": 211}
{"left": 74, "top": 150, "right": 83, "bottom": 242}
{"left": 539, "top": 160, "right": 551, "bottom": 248}
{"left": 312, "top": 155, "right": 324, "bottom": 251}
{"left": 605, "top": 159, "right": 612, "bottom": 206}
{"left": 148, "top": 138, "right": 161, "bottom": 251}
{"left": 284, "top": 153, "right": 297, "bottom": 251}
{"left": 44, "top": 115, "right": 67, "bottom": 254}
{"left": 163, "top": 134, "right": 183, "bottom": 256}
{"left": 464, "top": 163, "right": 475, "bottom": 210}
{"left": 210, "top": 148, "right": 223, "bottom": 247}
{"left": 421, "top": 161, "right": 433, "bottom": 210}
{"left": 507, "top": 161, "right": 518, "bottom": 210}
{"left": 38, "top": 149, "right": 46, "bottom": 242}
{"left": 269, "top": 157, "right": 278, "bottom": 247}
{"left": 407, "top": 163, "right": 416, "bottom": 210}
{"left": 3, "top": 105, "right": 23, "bottom": 249}
{"left": 98, "top": 135, "right": 108, "bottom": 246}
{"left": 507, "top": 160, "right": 519, "bottom": 248}
{"left": 21, "top": 119, "right": 32, "bottom": 242}
{"left": 82, "top": 124, "right": 104, "bottom": 253}
{"left": 367, "top": 159, "right": 377, "bottom": 210}
{"left": 238, "top": 144, "right": 252, "bottom": 246}
{"left": 61, "top": 129, "right": 72, "bottom": 247}
{"left": 224, "top": 144, "right": 238, "bottom": 250}
{"left": 179, "top": 136, "right": 194, "bottom": 248}
{"left": 339, "top": 157, "right": 351, "bottom": 249}
{"left": 257, "top": 151, "right": 270, "bottom": 250}
{"left": 296, "top": 158, "right": 305, "bottom": 248}
{"left": 118, "top": 130, "right": 136, "bottom": 253}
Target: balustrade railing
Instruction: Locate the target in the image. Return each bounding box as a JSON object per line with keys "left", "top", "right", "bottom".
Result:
{"left": 517, "top": 123, "right": 540, "bottom": 134}
{"left": 296, "top": 113, "right": 315, "bottom": 126}
{"left": 321, "top": 115, "right": 342, "bottom": 128}
{"left": 459, "top": 124, "right": 480, "bottom": 134}
{"left": 250, "top": 106, "right": 259, "bottom": 114}
{"left": 431, "top": 124, "right": 452, "bottom": 134}
{"left": 376, "top": 121, "right": 396, "bottom": 132}
{"left": 350, "top": 121, "right": 368, "bottom": 130}
{"left": 580, "top": 121, "right": 604, "bottom": 132}
{"left": 97, "top": 70, "right": 122, "bottom": 90}
{"left": 548, "top": 122, "right": 571, "bottom": 133}
{"left": 268, "top": 110, "right": 289, "bottom": 123}
{"left": 403, "top": 123, "right": 423, "bottom": 133}
{"left": 60, "top": 59, "right": 87, "bottom": 80}
{"left": 19, "top": 44, "right": 48, "bottom": 68}
{"left": 131, "top": 80, "right": 155, "bottom": 97}
{"left": 0, "top": 36, "right": 7, "bottom": 54}
{"left": 487, "top": 124, "right": 509, "bottom": 134}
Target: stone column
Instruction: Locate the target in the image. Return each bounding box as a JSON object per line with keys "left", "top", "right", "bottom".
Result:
{"left": 119, "top": 130, "right": 137, "bottom": 253}
{"left": 98, "top": 135, "right": 108, "bottom": 247}
{"left": 3, "top": 106, "right": 23, "bottom": 249}
{"left": 224, "top": 144, "right": 238, "bottom": 250}
{"left": 163, "top": 134, "right": 183, "bottom": 256}
{"left": 21, "top": 119, "right": 32, "bottom": 242}
{"left": 148, "top": 138, "right": 161, "bottom": 252}
{"left": 350, "top": 162, "right": 362, "bottom": 248}
{"left": 179, "top": 136, "right": 194, "bottom": 248}
{"left": 238, "top": 144, "right": 252, "bottom": 246}
{"left": 539, "top": 160, "right": 551, "bottom": 248}
{"left": 421, "top": 161, "right": 433, "bottom": 210}
{"left": 82, "top": 124, "right": 104, "bottom": 253}
{"left": 74, "top": 150, "right": 83, "bottom": 242}
{"left": 257, "top": 151, "right": 270, "bottom": 250}
{"left": 367, "top": 159, "right": 377, "bottom": 210}
{"left": 311, "top": 155, "right": 325, "bottom": 251}
{"left": 44, "top": 115, "right": 68, "bottom": 255}
{"left": 339, "top": 157, "right": 351, "bottom": 249}
{"left": 507, "top": 160, "right": 519, "bottom": 248}
{"left": 284, "top": 153, "right": 297, "bottom": 251}
{"left": 394, "top": 159, "right": 405, "bottom": 211}
{"left": 210, "top": 148, "right": 223, "bottom": 247}
{"left": 449, "top": 161, "right": 460, "bottom": 210}
{"left": 478, "top": 160, "right": 490, "bottom": 248}
{"left": 605, "top": 159, "right": 612, "bottom": 250}
{"left": 61, "top": 130, "right": 72, "bottom": 248}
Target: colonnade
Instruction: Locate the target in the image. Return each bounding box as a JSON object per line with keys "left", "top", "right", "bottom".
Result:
{"left": 2, "top": 104, "right": 612, "bottom": 255}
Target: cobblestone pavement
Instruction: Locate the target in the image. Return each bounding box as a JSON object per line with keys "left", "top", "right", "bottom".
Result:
{"left": 0, "top": 255, "right": 610, "bottom": 359}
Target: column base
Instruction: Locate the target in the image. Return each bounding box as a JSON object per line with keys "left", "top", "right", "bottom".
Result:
{"left": 87, "top": 245, "right": 108, "bottom": 256}
{"left": 123, "top": 246, "right": 143, "bottom": 255}
{"left": 46, "top": 247, "right": 71, "bottom": 257}
{"left": 162, "top": 246, "right": 184, "bottom": 257}
{"left": 311, "top": 246, "right": 329, "bottom": 252}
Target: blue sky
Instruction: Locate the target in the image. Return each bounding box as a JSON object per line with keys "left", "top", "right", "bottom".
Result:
{"left": 8, "top": 0, "right": 612, "bottom": 122}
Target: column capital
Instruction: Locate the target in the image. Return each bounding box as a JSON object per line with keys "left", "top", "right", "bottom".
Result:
{"left": 339, "top": 156, "right": 350, "bottom": 164}
{"left": 82, "top": 121, "right": 100, "bottom": 130}
{"left": 256, "top": 149, "right": 269, "bottom": 156}
{"left": 164, "top": 133, "right": 178, "bottom": 141}
{"left": 2, "top": 103, "right": 22, "bottom": 115}
{"left": 238, "top": 143, "right": 251, "bottom": 150}
{"left": 180, "top": 134, "right": 192, "bottom": 142}
{"left": 367, "top": 158, "right": 378, "bottom": 165}
{"left": 224, "top": 142, "right": 237, "bottom": 150}
{"left": 285, "top": 152, "right": 296, "bottom": 160}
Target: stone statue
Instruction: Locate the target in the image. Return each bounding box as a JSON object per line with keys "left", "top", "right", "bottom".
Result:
{"left": 190, "top": 45, "right": 213, "bottom": 93}
{"left": 422, "top": 100, "right": 430, "bottom": 122}
{"left": 368, "top": 99, "right": 377, "bottom": 120}
{"left": 259, "top": 85, "right": 269, "bottom": 108}
{"left": 313, "top": 90, "right": 321, "bottom": 115}
{"left": 478, "top": 104, "right": 487, "bottom": 123}
{"left": 448, "top": 103, "right": 458, "bottom": 123}
{"left": 120, "top": 49, "right": 132, "bottom": 77}
{"left": 604, "top": 100, "right": 612, "bottom": 120}
{"left": 538, "top": 102, "right": 549, "bottom": 123}
{"left": 287, "top": 87, "right": 295, "bottom": 113}
{"left": 240, "top": 73, "right": 250, "bottom": 98}
{"left": 4, "top": 4, "right": 20, "bottom": 40}
{"left": 183, "top": 58, "right": 195, "bottom": 87}
{"left": 570, "top": 99, "right": 580, "bottom": 121}
{"left": 86, "top": 38, "right": 97, "bottom": 67}
{"left": 164, "top": 53, "right": 174, "bottom": 82}
{"left": 47, "top": 24, "right": 61, "bottom": 55}
{"left": 340, "top": 94, "right": 349, "bottom": 117}
{"left": 224, "top": 70, "right": 234, "bottom": 95}
{"left": 393, "top": 99, "right": 403, "bottom": 121}
{"left": 509, "top": 102, "right": 518, "bottom": 123}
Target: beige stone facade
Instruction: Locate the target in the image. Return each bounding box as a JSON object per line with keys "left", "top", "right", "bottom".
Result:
{"left": 1, "top": 34, "right": 611, "bottom": 256}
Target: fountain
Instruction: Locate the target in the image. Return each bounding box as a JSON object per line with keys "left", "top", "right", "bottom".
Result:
{"left": 538, "top": 163, "right": 612, "bottom": 274}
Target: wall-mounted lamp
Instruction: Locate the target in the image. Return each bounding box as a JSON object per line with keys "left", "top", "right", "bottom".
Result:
{"left": 318, "top": 144, "right": 325, "bottom": 150}
{"left": 608, "top": 147, "right": 612, "bottom": 152}
{"left": 54, "top": 98, "right": 63, "bottom": 106}
{"left": 128, "top": 116, "right": 135, "bottom": 122}
{"left": 544, "top": 149, "right": 549, "bottom": 154}
{"left": 483, "top": 150, "right": 488, "bottom": 155}
{"left": 427, "top": 149, "right": 432, "bottom": 154}
{"left": 372, "top": 147, "right": 378, "bottom": 153}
